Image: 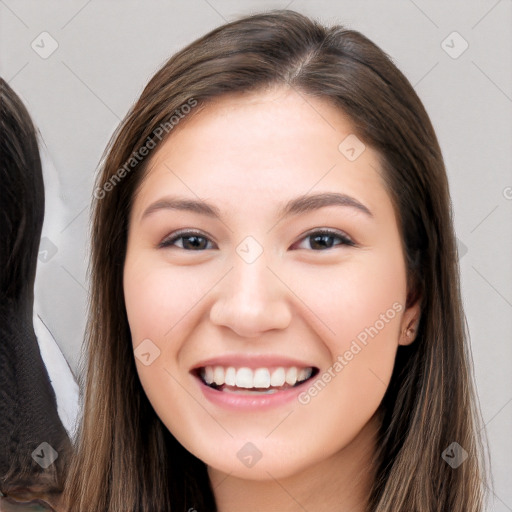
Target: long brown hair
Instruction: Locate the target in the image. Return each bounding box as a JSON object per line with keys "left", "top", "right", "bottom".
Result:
{"left": 64, "top": 10, "right": 486, "bottom": 511}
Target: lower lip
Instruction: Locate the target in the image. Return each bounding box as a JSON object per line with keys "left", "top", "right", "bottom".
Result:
{"left": 195, "top": 376, "right": 310, "bottom": 410}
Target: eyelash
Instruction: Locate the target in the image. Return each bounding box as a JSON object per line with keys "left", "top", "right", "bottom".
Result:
{"left": 158, "top": 228, "right": 356, "bottom": 251}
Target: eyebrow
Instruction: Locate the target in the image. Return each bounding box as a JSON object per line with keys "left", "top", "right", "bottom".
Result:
{"left": 141, "top": 192, "right": 373, "bottom": 221}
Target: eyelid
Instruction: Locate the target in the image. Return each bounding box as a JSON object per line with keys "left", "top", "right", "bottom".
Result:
{"left": 292, "top": 227, "right": 356, "bottom": 249}
{"left": 300, "top": 227, "right": 354, "bottom": 243}
{"left": 159, "top": 227, "right": 356, "bottom": 250}
{"left": 159, "top": 228, "right": 217, "bottom": 249}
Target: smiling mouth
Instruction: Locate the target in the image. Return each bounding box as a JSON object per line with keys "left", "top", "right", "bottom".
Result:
{"left": 195, "top": 365, "right": 319, "bottom": 395}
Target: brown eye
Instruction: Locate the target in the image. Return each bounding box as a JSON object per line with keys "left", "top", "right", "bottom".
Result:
{"left": 159, "top": 230, "right": 215, "bottom": 250}
{"left": 292, "top": 229, "right": 355, "bottom": 251}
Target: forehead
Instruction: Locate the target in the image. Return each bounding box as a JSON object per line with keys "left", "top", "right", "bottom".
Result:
{"left": 132, "top": 87, "right": 393, "bottom": 225}
{"left": 148, "top": 88, "right": 358, "bottom": 171}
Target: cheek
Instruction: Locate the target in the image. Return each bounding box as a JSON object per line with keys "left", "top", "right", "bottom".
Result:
{"left": 123, "top": 258, "right": 207, "bottom": 422}
{"left": 123, "top": 258, "right": 210, "bottom": 343}
{"left": 291, "top": 251, "right": 406, "bottom": 408}
{"left": 292, "top": 252, "right": 406, "bottom": 347}
{"left": 292, "top": 282, "right": 404, "bottom": 446}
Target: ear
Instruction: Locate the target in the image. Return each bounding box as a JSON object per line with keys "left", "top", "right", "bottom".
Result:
{"left": 399, "top": 298, "right": 421, "bottom": 346}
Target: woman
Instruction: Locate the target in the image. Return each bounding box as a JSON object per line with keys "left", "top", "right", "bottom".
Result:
{"left": 64, "top": 10, "right": 486, "bottom": 511}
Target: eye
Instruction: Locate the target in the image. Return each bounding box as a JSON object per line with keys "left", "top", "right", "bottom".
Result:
{"left": 159, "top": 230, "right": 216, "bottom": 251}
{"left": 159, "top": 228, "right": 355, "bottom": 251}
{"left": 291, "top": 229, "right": 356, "bottom": 251}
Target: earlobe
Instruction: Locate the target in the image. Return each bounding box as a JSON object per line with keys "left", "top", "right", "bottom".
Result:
{"left": 399, "top": 300, "right": 421, "bottom": 346}
{"left": 400, "top": 321, "right": 418, "bottom": 346}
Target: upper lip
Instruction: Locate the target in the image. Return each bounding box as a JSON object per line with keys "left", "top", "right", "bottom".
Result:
{"left": 190, "top": 354, "right": 317, "bottom": 371}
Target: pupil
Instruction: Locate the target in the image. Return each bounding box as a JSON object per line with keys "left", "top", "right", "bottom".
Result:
{"left": 311, "top": 234, "right": 333, "bottom": 249}
{"left": 184, "top": 236, "right": 206, "bottom": 250}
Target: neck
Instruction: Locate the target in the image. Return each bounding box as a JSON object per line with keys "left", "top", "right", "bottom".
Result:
{"left": 208, "top": 411, "right": 381, "bottom": 512}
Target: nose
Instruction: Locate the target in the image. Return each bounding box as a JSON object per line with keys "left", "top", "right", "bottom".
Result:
{"left": 209, "top": 254, "right": 292, "bottom": 338}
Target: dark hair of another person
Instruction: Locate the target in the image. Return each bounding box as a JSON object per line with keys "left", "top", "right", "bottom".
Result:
{"left": 0, "top": 78, "right": 71, "bottom": 509}
{"left": 0, "top": 78, "right": 44, "bottom": 300}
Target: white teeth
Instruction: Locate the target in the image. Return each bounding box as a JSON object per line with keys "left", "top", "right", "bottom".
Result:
{"left": 236, "top": 367, "right": 253, "bottom": 388}
{"left": 213, "top": 366, "right": 225, "bottom": 385}
{"left": 298, "top": 367, "right": 313, "bottom": 382}
{"left": 253, "top": 368, "right": 271, "bottom": 388}
{"left": 225, "top": 366, "right": 236, "bottom": 386}
{"left": 200, "top": 365, "right": 314, "bottom": 389}
{"left": 270, "top": 367, "right": 286, "bottom": 386}
{"left": 204, "top": 366, "right": 214, "bottom": 385}
{"left": 285, "top": 367, "right": 298, "bottom": 385}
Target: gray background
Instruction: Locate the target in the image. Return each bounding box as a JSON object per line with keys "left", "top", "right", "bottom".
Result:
{"left": 1, "top": 0, "right": 511, "bottom": 509}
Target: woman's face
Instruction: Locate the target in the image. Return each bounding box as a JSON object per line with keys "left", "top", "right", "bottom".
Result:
{"left": 123, "top": 88, "right": 420, "bottom": 481}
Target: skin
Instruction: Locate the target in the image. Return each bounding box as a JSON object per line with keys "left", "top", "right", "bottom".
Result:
{"left": 123, "top": 87, "right": 420, "bottom": 512}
